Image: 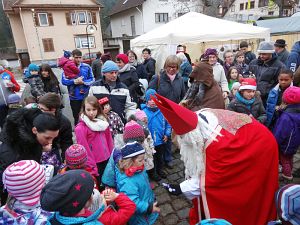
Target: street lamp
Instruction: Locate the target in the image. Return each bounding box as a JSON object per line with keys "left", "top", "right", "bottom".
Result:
{"left": 86, "top": 24, "right": 97, "bottom": 65}
{"left": 31, "top": 8, "right": 44, "bottom": 62}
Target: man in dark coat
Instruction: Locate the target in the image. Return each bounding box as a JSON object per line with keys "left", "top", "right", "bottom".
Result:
{"left": 274, "top": 39, "right": 289, "bottom": 64}
{"left": 91, "top": 51, "right": 102, "bottom": 80}
{"left": 249, "top": 41, "right": 286, "bottom": 105}
{"left": 142, "top": 48, "right": 156, "bottom": 82}
{"left": 240, "top": 41, "right": 256, "bottom": 64}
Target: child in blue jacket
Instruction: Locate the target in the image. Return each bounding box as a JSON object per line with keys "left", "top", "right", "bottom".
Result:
{"left": 117, "top": 142, "right": 160, "bottom": 225}
{"left": 142, "top": 89, "right": 171, "bottom": 180}
{"left": 266, "top": 69, "right": 293, "bottom": 128}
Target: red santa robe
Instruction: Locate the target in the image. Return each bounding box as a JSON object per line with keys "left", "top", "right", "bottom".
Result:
{"left": 152, "top": 94, "right": 278, "bottom": 225}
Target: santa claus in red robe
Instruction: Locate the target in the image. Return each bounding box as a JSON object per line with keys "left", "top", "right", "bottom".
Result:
{"left": 152, "top": 94, "right": 278, "bottom": 225}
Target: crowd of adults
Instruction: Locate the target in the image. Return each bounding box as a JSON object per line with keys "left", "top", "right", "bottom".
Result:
{"left": 0, "top": 39, "right": 300, "bottom": 225}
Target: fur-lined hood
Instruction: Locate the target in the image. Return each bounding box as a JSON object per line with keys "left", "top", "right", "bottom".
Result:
{"left": 0, "top": 108, "right": 42, "bottom": 148}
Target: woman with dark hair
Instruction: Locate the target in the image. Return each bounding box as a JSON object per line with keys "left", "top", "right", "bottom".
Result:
{"left": 116, "top": 53, "right": 140, "bottom": 104}
{"left": 40, "top": 64, "right": 61, "bottom": 94}
{"left": 127, "top": 50, "right": 148, "bottom": 80}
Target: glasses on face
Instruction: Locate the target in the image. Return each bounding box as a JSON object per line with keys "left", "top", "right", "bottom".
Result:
{"left": 167, "top": 65, "right": 178, "bottom": 70}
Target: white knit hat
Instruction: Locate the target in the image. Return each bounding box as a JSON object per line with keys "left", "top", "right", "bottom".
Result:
{"left": 3, "top": 160, "right": 45, "bottom": 206}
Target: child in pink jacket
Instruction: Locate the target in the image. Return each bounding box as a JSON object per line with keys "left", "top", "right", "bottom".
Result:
{"left": 75, "top": 96, "right": 114, "bottom": 186}
{"left": 58, "top": 50, "right": 81, "bottom": 96}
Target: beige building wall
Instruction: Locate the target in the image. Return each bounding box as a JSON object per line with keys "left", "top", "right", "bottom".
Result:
{"left": 7, "top": 14, "right": 27, "bottom": 51}
{"left": 18, "top": 8, "right": 103, "bottom": 61}
{"left": 21, "top": 0, "right": 97, "bottom": 6}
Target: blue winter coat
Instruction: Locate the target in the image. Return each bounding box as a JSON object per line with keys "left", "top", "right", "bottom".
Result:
{"left": 286, "top": 41, "right": 300, "bottom": 72}
{"left": 62, "top": 63, "right": 94, "bottom": 100}
{"left": 179, "top": 61, "right": 192, "bottom": 83}
{"left": 141, "top": 105, "right": 171, "bottom": 146}
{"left": 266, "top": 83, "right": 293, "bottom": 127}
{"left": 116, "top": 169, "right": 159, "bottom": 225}
{"left": 273, "top": 104, "right": 300, "bottom": 155}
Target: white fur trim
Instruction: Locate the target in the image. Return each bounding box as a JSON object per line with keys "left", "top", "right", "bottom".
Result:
{"left": 80, "top": 114, "right": 109, "bottom": 131}
{"left": 239, "top": 85, "right": 256, "bottom": 91}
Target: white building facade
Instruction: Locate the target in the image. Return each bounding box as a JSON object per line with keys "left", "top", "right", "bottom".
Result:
{"left": 108, "top": 0, "right": 203, "bottom": 53}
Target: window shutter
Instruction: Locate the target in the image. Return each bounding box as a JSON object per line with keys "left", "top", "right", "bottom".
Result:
{"left": 65, "top": 12, "right": 72, "bottom": 25}
{"left": 34, "top": 13, "right": 40, "bottom": 26}
{"left": 91, "top": 12, "right": 97, "bottom": 24}
{"left": 48, "top": 13, "right": 54, "bottom": 26}
{"left": 42, "top": 38, "right": 54, "bottom": 52}
{"left": 49, "top": 39, "right": 54, "bottom": 51}
{"left": 42, "top": 39, "right": 49, "bottom": 51}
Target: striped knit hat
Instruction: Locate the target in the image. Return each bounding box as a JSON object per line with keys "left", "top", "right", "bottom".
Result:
{"left": 121, "top": 141, "right": 145, "bottom": 159}
{"left": 276, "top": 184, "right": 300, "bottom": 225}
{"left": 3, "top": 160, "right": 45, "bottom": 206}
{"left": 123, "top": 120, "right": 145, "bottom": 143}
{"left": 65, "top": 144, "right": 88, "bottom": 169}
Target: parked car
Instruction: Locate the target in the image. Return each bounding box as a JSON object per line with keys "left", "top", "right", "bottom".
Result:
{"left": 82, "top": 52, "right": 98, "bottom": 65}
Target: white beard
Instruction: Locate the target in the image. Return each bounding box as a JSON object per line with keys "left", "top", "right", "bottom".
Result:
{"left": 177, "top": 111, "right": 221, "bottom": 179}
{"left": 177, "top": 122, "right": 205, "bottom": 179}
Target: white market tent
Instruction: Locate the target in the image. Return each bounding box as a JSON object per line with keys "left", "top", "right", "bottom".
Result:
{"left": 131, "top": 12, "right": 270, "bottom": 70}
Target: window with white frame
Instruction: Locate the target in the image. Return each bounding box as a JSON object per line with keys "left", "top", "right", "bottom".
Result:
{"left": 78, "top": 12, "right": 87, "bottom": 24}
{"left": 71, "top": 12, "right": 77, "bottom": 25}
{"left": 87, "top": 12, "right": 92, "bottom": 24}
{"left": 155, "top": 13, "right": 168, "bottom": 23}
{"left": 74, "top": 36, "right": 95, "bottom": 49}
{"left": 38, "top": 13, "right": 49, "bottom": 26}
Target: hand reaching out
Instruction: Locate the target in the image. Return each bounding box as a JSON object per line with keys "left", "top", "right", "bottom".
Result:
{"left": 152, "top": 202, "right": 160, "bottom": 213}
{"left": 103, "top": 188, "right": 119, "bottom": 202}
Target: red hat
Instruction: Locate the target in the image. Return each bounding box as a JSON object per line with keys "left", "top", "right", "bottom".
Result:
{"left": 283, "top": 86, "right": 300, "bottom": 104}
{"left": 239, "top": 78, "right": 257, "bottom": 91}
{"left": 116, "top": 53, "right": 129, "bottom": 64}
{"left": 151, "top": 94, "right": 198, "bottom": 135}
{"left": 98, "top": 97, "right": 109, "bottom": 106}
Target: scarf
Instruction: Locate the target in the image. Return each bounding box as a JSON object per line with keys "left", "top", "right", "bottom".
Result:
{"left": 125, "top": 165, "right": 145, "bottom": 177}
{"left": 167, "top": 73, "right": 176, "bottom": 82}
{"left": 130, "top": 61, "right": 138, "bottom": 67}
{"left": 118, "top": 63, "right": 131, "bottom": 73}
{"left": 80, "top": 114, "right": 109, "bottom": 131}
{"left": 50, "top": 206, "right": 104, "bottom": 225}
{"left": 236, "top": 92, "right": 255, "bottom": 110}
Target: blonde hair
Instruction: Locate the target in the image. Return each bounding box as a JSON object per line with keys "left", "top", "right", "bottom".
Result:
{"left": 118, "top": 158, "right": 135, "bottom": 172}
{"left": 164, "top": 55, "right": 182, "bottom": 70}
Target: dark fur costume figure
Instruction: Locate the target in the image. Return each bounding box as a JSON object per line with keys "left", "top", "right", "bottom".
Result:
{"left": 0, "top": 108, "right": 42, "bottom": 194}
{"left": 182, "top": 62, "right": 225, "bottom": 111}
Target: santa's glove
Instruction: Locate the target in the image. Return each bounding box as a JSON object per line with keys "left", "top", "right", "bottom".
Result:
{"left": 162, "top": 183, "right": 182, "bottom": 195}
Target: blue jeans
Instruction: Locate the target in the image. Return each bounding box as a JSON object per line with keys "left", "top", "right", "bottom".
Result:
{"left": 163, "top": 139, "right": 172, "bottom": 163}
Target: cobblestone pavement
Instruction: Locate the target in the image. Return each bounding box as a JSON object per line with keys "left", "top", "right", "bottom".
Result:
{"left": 153, "top": 150, "right": 192, "bottom": 225}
